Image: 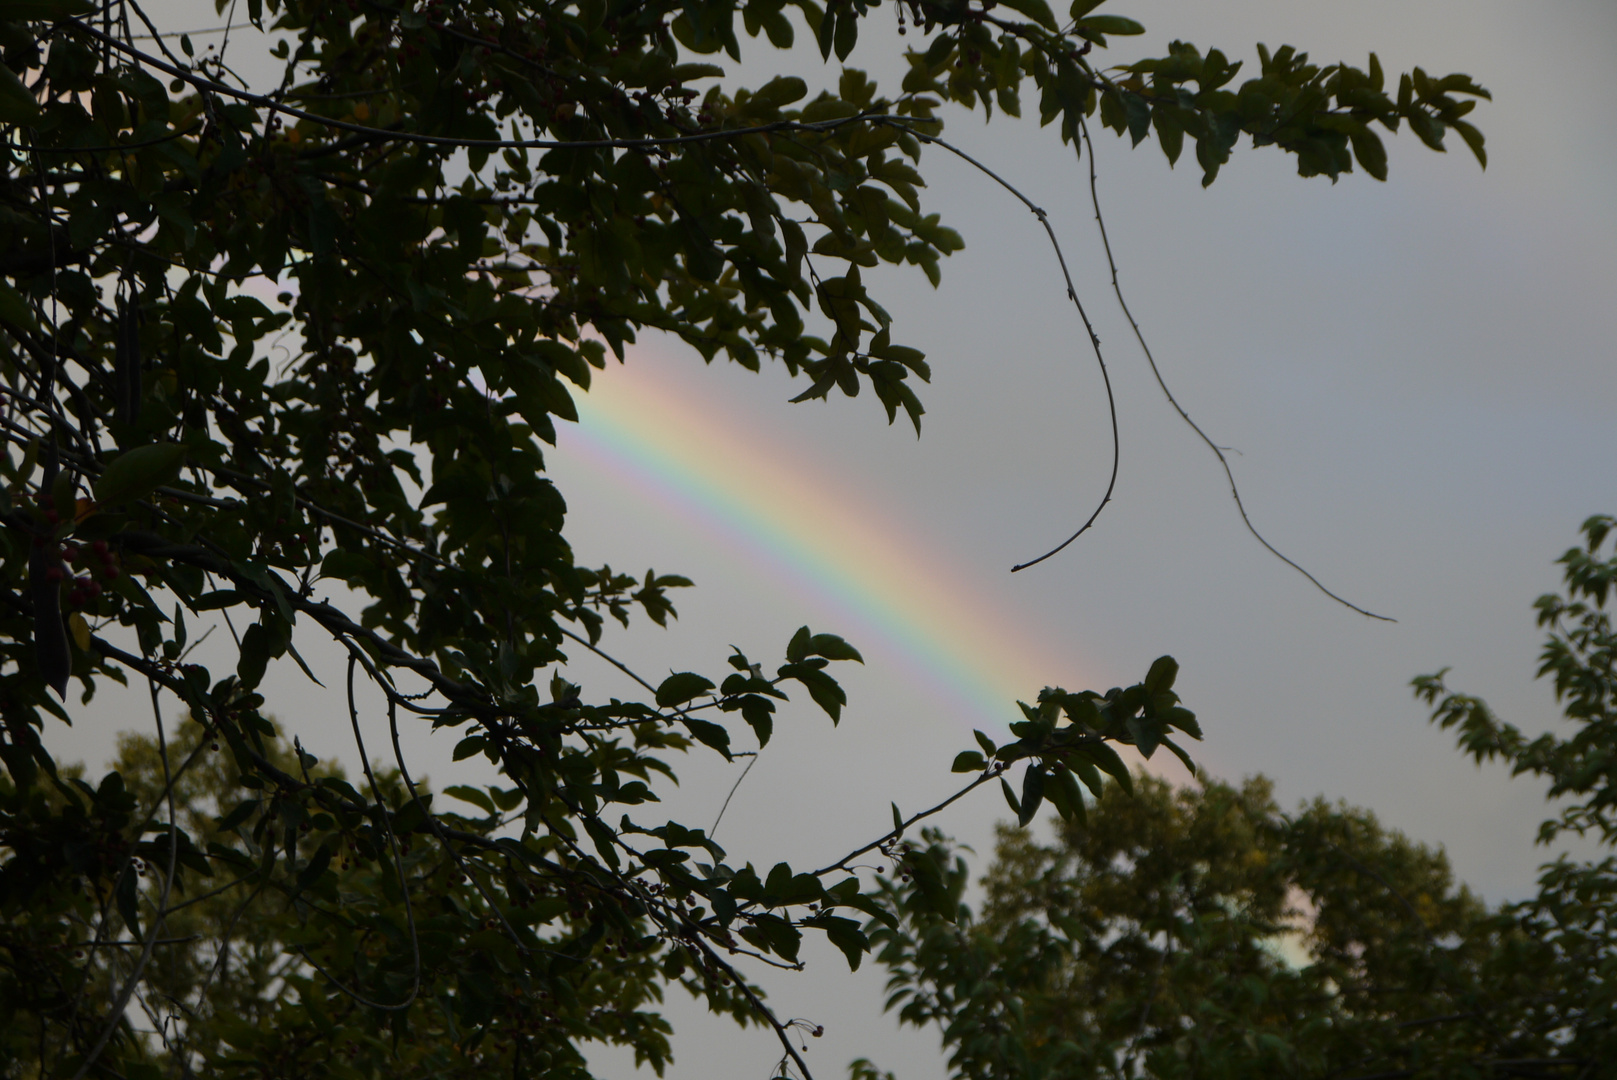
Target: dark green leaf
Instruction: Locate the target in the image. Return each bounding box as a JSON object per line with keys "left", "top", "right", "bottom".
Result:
{"left": 681, "top": 716, "right": 732, "bottom": 757}
{"left": 1048, "top": 765, "right": 1087, "bottom": 826}
{"left": 785, "top": 625, "right": 812, "bottom": 662}
{"left": 452, "top": 736, "right": 487, "bottom": 761}
{"left": 584, "top": 817, "right": 621, "bottom": 871}
{"left": 998, "top": 0, "right": 1058, "bottom": 31}
{"left": 1076, "top": 14, "right": 1145, "bottom": 35}
{"left": 1079, "top": 741, "right": 1134, "bottom": 795}
{"left": 1000, "top": 776, "right": 1022, "bottom": 820}
{"left": 1125, "top": 714, "right": 1162, "bottom": 759}
{"left": 94, "top": 443, "right": 187, "bottom": 507}
{"left": 1450, "top": 118, "right": 1486, "bottom": 168}
{"left": 656, "top": 672, "right": 716, "bottom": 708}
{"left": 295, "top": 841, "right": 334, "bottom": 892}
{"left": 445, "top": 785, "right": 497, "bottom": 816}
{"left": 1144, "top": 655, "right": 1179, "bottom": 695}
{"left": 806, "top": 632, "right": 863, "bottom": 663}
{"left": 215, "top": 799, "right": 260, "bottom": 832}
{"left": 1019, "top": 765, "right": 1045, "bottom": 827}
{"left": 237, "top": 622, "right": 270, "bottom": 690}
{"left": 0, "top": 64, "right": 40, "bottom": 125}
{"left": 816, "top": 914, "right": 867, "bottom": 970}
{"left": 1160, "top": 736, "right": 1197, "bottom": 773}
{"left": 751, "top": 75, "right": 808, "bottom": 111}
{"left": 116, "top": 866, "right": 142, "bottom": 941}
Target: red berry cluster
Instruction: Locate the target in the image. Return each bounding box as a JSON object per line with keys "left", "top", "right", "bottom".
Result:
{"left": 58, "top": 539, "right": 120, "bottom": 608}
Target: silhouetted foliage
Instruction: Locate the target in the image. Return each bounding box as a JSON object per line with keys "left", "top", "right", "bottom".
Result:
{"left": 872, "top": 518, "right": 1617, "bottom": 1080}
{"left": 0, "top": 0, "right": 1488, "bottom": 1077}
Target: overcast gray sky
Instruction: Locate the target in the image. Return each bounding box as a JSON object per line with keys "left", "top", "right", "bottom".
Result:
{"left": 66, "top": 3, "right": 1617, "bottom": 1079}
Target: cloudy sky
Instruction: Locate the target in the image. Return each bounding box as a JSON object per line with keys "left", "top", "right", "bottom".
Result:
{"left": 70, "top": 3, "right": 1617, "bottom": 1078}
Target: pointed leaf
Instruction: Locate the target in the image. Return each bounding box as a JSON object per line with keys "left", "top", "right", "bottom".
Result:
{"left": 998, "top": 0, "right": 1058, "bottom": 30}
{"left": 951, "top": 751, "right": 986, "bottom": 774}
{"left": 1076, "top": 14, "right": 1145, "bottom": 35}
{"left": 656, "top": 671, "right": 716, "bottom": 707}
{"left": 0, "top": 63, "right": 40, "bottom": 125}
{"left": 1144, "top": 655, "right": 1179, "bottom": 694}
{"left": 94, "top": 443, "right": 187, "bottom": 507}
{"left": 116, "top": 866, "right": 142, "bottom": 941}
{"left": 681, "top": 716, "right": 732, "bottom": 757}
{"left": 1160, "top": 736, "right": 1198, "bottom": 774}
{"left": 785, "top": 625, "right": 812, "bottom": 662}
{"left": 1049, "top": 766, "right": 1087, "bottom": 827}
{"left": 1079, "top": 740, "right": 1134, "bottom": 795}
{"left": 1018, "top": 765, "right": 1044, "bottom": 827}
{"left": 445, "top": 785, "right": 498, "bottom": 816}
{"left": 1000, "top": 777, "right": 1022, "bottom": 819}
{"left": 806, "top": 632, "right": 863, "bottom": 662}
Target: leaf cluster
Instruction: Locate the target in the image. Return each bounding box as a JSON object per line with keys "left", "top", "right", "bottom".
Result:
{"left": 950, "top": 656, "right": 1200, "bottom": 830}
{"left": 870, "top": 774, "right": 1597, "bottom": 1080}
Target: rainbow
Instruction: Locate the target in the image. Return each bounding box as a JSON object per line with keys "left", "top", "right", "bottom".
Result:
{"left": 549, "top": 342, "right": 1090, "bottom": 737}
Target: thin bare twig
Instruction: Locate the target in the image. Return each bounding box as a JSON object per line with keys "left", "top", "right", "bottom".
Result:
{"left": 696, "top": 939, "right": 819, "bottom": 1080}
{"left": 811, "top": 767, "right": 1002, "bottom": 879}
{"left": 299, "top": 656, "right": 423, "bottom": 1011}
{"left": 1076, "top": 116, "right": 1393, "bottom": 621}
{"left": 372, "top": 659, "right": 533, "bottom": 956}
{"left": 165, "top": 879, "right": 267, "bottom": 1079}
{"left": 884, "top": 124, "right": 1119, "bottom": 573}
{"left": 557, "top": 624, "right": 661, "bottom": 697}
{"left": 70, "top": 680, "right": 181, "bottom": 1080}
{"left": 711, "top": 752, "right": 760, "bottom": 836}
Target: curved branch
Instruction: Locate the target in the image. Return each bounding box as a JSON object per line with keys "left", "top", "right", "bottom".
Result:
{"left": 307, "top": 655, "right": 422, "bottom": 1011}
{"left": 666, "top": 923, "right": 821, "bottom": 1080}
{"left": 1076, "top": 116, "right": 1394, "bottom": 621}
{"left": 6, "top": 121, "right": 205, "bottom": 154}
{"left": 371, "top": 657, "right": 534, "bottom": 957}
{"left": 883, "top": 124, "right": 1120, "bottom": 572}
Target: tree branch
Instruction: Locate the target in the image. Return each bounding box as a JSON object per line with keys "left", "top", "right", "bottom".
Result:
{"left": 1075, "top": 115, "right": 1394, "bottom": 621}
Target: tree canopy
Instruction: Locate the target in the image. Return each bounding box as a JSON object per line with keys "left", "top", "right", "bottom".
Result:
{"left": 0, "top": 0, "right": 1489, "bottom": 1078}
{"left": 871, "top": 517, "right": 1617, "bottom": 1080}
